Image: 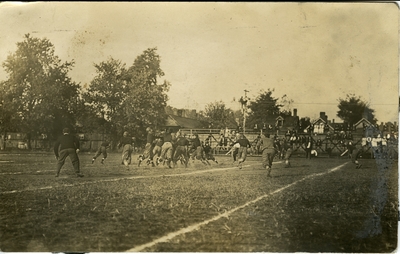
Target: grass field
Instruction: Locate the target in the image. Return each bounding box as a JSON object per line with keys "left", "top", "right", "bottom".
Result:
{"left": 0, "top": 151, "right": 398, "bottom": 252}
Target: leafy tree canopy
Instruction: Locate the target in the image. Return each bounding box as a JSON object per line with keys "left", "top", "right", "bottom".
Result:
{"left": 337, "top": 93, "right": 377, "bottom": 125}
{"left": 124, "top": 48, "right": 170, "bottom": 142}
{"left": 202, "top": 101, "right": 236, "bottom": 129}
{"left": 247, "top": 89, "right": 282, "bottom": 128}
{"left": 1, "top": 34, "right": 79, "bottom": 140}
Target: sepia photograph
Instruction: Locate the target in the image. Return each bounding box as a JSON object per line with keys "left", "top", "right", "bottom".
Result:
{"left": 0, "top": 2, "right": 398, "bottom": 253}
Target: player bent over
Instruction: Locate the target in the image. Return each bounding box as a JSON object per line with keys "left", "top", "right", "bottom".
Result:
{"left": 138, "top": 127, "right": 155, "bottom": 167}
{"left": 190, "top": 134, "right": 208, "bottom": 165}
{"left": 92, "top": 139, "right": 110, "bottom": 164}
{"left": 54, "top": 128, "right": 84, "bottom": 177}
{"left": 159, "top": 129, "right": 174, "bottom": 168}
{"left": 350, "top": 143, "right": 363, "bottom": 169}
{"left": 203, "top": 142, "right": 218, "bottom": 165}
{"left": 173, "top": 133, "right": 190, "bottom": 167}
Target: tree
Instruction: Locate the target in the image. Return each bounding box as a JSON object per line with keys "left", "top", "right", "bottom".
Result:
{"left": 83, "top": 57, "right": 130, "bottom": 143}
{"left": 337, "top": 94, "right": 377, "bottom": 126}
{"left": 123, "top": 48, "right": 170, "bottom": 145}
{"left": 202, "top": 101, "right": 236, "bottom": 129}
{"left": 247, "top": 89, "right": 282, "bottom": 130}
{"left": 279, "top": 94, "right": 294, "bottom": 117}
{"left": 1, "top": 34, "right": 80, "bottom": 145}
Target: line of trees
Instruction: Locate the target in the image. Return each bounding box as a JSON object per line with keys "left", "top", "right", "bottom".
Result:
{"left": 0, "top": 34, "right": 379, "bottom": 149}
{"left": 0, "top": 34, "right": 170, "bottom": 148}
{"left": 199, "top": 89, "right": 378, "bottom": 133}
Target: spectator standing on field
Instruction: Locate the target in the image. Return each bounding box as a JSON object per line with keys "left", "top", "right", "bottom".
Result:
{"left": 260, "top": 133, "right": 277, "bottom": 177}
{"left": 118, "top": 131, "right": 134, "bottom": 166}
{"left": 54, "top": 128, "right": 84, "bottom": 177}
{"left": 91, "top": 138, "right": 110, "bottom": 164}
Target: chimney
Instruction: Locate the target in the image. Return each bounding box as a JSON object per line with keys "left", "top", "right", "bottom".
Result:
{"left": 177, "top": 110, "right": 183, "bottom": 117}
{"left": 319, "top": 112, "right": 327, "bottom": 122}
{"left": 293, "top": 108, "right": 297, "bottom": 117}
{"left": 332, "top": 119, "right": 335, "bottom": 124}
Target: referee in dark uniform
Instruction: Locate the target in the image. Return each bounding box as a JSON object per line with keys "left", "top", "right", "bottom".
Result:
{"left": 54, "top": 128, "right": 84, "bottom": 177}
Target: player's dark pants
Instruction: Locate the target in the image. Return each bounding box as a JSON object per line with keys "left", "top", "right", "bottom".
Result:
{"left": 93, "top": 146, "right": 107, "bottom": 159}
{"left": 191, "top": 146, "right": 205, "bottom": 160}
{"left": 232, "top": 148, "right": 239, "bottom": 162}
{"left": 351, "top": 149, "right": 362, "bottom": 163}
{"left": 174, "top": 146, "right": 189, "bottom": 166}
{"left": 305, "top": 148, "right": 312, "bottom": 159}
{"left": 237, "top": 146, "right": 248, "bottom": 163}
{"left": 57, "top": 148, "right": 80, "bottom": 174}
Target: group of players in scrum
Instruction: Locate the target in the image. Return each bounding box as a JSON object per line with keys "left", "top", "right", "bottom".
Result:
{"left": 124, "top": 127, "right": 220, "bottom": 169}
{"left": 91, "top": 126, "right": 396, "bottom": 177}
{"left": 113, "top": 127, "right": 292, "bottom": 176}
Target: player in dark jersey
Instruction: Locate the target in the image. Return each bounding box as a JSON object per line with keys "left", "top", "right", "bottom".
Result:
{"left": 118, "top": 131, "right": 134, "bottom": 166}
{"left": 234, "top": 134, "right": 251, "bottom": 169}
{"left": 173, "top": 133, "right": 190, "bottom": 167}
{"left": 203, "top": 141, "right": 218, "bottom": 165}
{"left": 92, "top": 138, "right": 110, "bottom": 164}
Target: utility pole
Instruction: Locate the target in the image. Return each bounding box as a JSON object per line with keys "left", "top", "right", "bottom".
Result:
{"left": 239, "top": 89, "right": 249, "bottom": 134}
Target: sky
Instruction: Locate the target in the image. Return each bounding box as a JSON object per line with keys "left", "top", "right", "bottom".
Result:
{"left": 0, "top": 2, "right": 398, "bottom": 123}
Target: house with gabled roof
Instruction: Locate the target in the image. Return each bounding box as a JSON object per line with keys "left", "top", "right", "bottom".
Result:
{"left": 354, "top": 117, "right": 373, "bottom": 132}
{"left": 305, "top": 112, "right": 334, "bottom": 134}
{"left": 255, "top": 108, "right": 300, "bottom": 134}
{"left": 276, "top": 114, "right": 300, "bottom": 133}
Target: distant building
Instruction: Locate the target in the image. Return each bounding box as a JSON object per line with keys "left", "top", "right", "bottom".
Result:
{"left": 163, "top": 114, "right": 209, "bottom": 132}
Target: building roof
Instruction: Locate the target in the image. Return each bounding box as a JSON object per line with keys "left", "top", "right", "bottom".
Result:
{"left": 354, "top": 118, "right": 373, "bottom": 127}
{"left": 306, "top": 117, "right": 335, "bottom": 131}
{"left": 280, "top": 115, "right": 300, "bottom": 131}
{"left": 164, "top": 114, "right": 209, "bottom": 129}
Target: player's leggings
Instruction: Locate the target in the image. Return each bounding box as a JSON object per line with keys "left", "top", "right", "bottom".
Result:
{"left": 160, "top": 142, "right": 173, "bottom": 161}
{"left": 122, "top": 144, "right": 133, "bottom": 166}
{"left": 191, "top": 146, "right": 205, "bottom": 160}
{"left": 93, "top": 146, "right": 107, "bottom": 159}
{"left": 142, "top": 143, "right": 153, "bottom": 159}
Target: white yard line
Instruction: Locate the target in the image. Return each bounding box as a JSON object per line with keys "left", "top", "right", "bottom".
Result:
{"left": 1, "top": 161, "right": 281, "bottom": 194}
{"left": 0, "top": 170, "right": 54, "bottom": 175}
{"left": 125, "top": 162, "right": 349, "bottom": 252}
